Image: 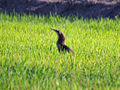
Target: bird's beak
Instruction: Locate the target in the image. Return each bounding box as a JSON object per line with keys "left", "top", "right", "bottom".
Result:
{"left": 50, "top": 28, "right": 59, "bottom": 33}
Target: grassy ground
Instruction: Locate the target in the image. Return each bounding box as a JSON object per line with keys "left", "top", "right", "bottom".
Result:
{"left": 0, "top": 13, "right": 120, "bottom": 89}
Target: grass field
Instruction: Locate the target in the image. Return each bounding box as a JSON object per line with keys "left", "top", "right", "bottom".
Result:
{"left": 0, "top": 13, "right": 120, "bottom": 89}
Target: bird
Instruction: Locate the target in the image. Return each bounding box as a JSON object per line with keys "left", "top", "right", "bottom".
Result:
{"left": 51, "top": 28, "right": 74, "bottom": 54}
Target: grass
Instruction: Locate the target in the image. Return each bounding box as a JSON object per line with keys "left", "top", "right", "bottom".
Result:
{"left": 0, "top": 13, "right": 120, "bottom": 89}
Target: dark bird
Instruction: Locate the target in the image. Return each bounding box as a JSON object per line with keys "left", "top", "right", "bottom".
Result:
{"left": 51, "top": 28, "right": 74, "bottom": 54}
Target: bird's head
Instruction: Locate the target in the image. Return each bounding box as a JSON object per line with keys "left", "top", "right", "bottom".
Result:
{"left": 51, "top": 28, "right": 65, "bottom": 41}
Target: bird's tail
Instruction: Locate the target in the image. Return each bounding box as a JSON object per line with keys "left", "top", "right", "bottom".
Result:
{"left": 69, "top": 48, "right": 74, "bottom": 54}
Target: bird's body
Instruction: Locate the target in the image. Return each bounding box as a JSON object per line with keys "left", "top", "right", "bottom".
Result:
{"left": 51, "top": 28, "right": 74, "bottom": 53}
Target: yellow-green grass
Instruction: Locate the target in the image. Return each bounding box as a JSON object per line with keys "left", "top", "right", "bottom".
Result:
{"left": 0, "top": 13, "right": 120, "bottom": 89}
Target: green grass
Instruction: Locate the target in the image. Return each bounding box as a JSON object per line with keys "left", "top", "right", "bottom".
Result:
{"left": 0, "top": 13, "right": 120, "bottom": 89}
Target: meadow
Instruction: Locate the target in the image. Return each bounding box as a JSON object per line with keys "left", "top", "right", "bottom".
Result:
{"left": 0, "top": 13, "right": 120, "bottom": 89}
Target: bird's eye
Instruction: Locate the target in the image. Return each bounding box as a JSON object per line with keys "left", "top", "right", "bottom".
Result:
{"left": 59, "top": 31, "right": 62, "bottom": 34}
